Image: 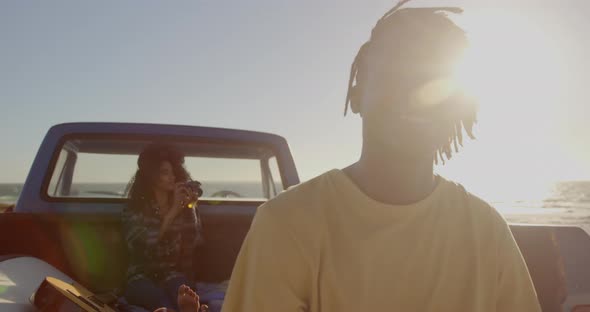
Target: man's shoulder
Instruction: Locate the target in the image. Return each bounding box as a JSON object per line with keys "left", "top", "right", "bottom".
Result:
{"left": 258, "top": 170, "right": 335, "bottom": 218}
{"left": 250, "top": 171, "right": 335, "bottom": 247}
{"left": 439, "top": 177, "right": 497, "bottom": 211}
{"left": 439, "top": 176, "right": 508, "bottom": 227}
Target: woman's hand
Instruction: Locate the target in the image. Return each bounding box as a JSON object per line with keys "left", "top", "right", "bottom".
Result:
{"left": 160, "top": 183, "right": 198, "bottom": 239}
{"left": 169, "top": 183, "right": 190, "bottom": 214}
{"left": 170, "top": 183, "right": 198, "bottom": 219}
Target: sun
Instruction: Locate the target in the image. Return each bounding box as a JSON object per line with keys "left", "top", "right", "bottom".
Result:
{"left": 453, "top": 10, "right": 565, "bottom": 117}
{"left": 437, "top": 8, "right": 570, "bottom": 207}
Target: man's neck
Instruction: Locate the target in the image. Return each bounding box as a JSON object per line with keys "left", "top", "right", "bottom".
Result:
{"left": 343, "top": 147, "right": 437, "bottom": 206}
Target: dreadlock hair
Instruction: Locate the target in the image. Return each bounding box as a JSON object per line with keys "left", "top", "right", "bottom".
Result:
{"left": 344, "top": 0, "right": 478, "bottom": 164}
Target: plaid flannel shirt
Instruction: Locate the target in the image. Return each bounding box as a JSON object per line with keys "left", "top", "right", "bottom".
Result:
{"left": 122, "top": 200, "right": 203, "bottom": 283}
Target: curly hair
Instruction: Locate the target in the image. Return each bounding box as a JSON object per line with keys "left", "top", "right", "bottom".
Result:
{"left": 345, "top": 0, "right": 478, "bottom": 164}
{"left": 125, "top": 143, "right": 192, "bottom": 212}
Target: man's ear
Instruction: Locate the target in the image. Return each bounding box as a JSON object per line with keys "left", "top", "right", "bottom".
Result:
{"left": 350, "top": 85, "right": 362, "bottom": 114}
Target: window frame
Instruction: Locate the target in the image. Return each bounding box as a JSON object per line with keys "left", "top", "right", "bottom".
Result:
{"left": 41, "top": 133, "right": 285, "bottom": 205}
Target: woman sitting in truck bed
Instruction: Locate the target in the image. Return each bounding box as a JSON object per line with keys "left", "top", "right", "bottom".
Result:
{"left": 122, "top": 143, "right": 204, "bottom": 312}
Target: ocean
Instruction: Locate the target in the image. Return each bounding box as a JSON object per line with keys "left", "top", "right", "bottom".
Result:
{"left": 1, "top": 181, "right": 590, "bottom": 226}
{"left": 0, "top": 181, "right": 275, "bottom": 205}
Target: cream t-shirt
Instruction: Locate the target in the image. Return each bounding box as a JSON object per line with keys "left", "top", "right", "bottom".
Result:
{"left": 222, "top": 169, "right": 540, "bottom": 312}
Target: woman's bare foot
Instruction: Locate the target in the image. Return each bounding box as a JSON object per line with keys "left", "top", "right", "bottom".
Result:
{"left": 177, "top": 284, "right": 208, "bottom": 312}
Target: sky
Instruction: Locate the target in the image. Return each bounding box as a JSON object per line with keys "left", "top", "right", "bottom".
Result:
{"left": 1, "top": 0, "right": 589, "bottom": 201}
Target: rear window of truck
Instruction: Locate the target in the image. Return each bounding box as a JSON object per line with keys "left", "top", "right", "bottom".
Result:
{"left": 45, "top": 136, "right": 284, "bottom": 202}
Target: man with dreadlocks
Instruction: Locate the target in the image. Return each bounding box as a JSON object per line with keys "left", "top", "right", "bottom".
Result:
{"left": 222, "top": 1, "right": 540, "bottom": 311}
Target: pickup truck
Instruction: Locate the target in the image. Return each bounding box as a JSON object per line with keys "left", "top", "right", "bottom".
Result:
{"left": 1, "top": 122, "right": 589, "bottom": 312}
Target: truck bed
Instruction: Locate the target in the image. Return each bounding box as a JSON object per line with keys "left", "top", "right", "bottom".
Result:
{"left": 2, "top": 209, "right": 589, "bottom": 312}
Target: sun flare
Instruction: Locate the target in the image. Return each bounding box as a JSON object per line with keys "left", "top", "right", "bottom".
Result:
{"left": 437, "top": 9, "right": 571, "bottom": 207}
{"left": 453, "top": 10, "right": 565, "bottom": 117}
